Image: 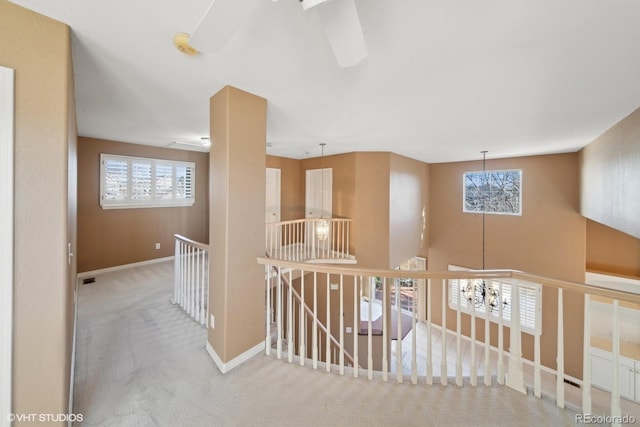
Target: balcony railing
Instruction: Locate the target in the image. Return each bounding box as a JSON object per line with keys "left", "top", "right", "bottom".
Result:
{"left": 173, "top": 234, "right": 209, "bottom": 327}
{"left": 257, "top": 257, "right": 640, "bottom": 424}
{"left": 266, "top": 218, "right": 355, "bottom": 263}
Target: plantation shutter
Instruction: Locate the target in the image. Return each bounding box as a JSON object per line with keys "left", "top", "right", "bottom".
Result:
{"left": 447, "top": 266, "right": 541, "bottom": 335}
{"left": 103, "top": 158, "right": 128, "bottom": 201}
{"left": 100, "top": 154, "right": 195, "bottom": 208}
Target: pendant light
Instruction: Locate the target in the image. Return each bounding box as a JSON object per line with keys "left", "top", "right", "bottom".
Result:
{"left": 315, "top": 143, "right": 330, "bottom": 241}
{"left": 461, "top": 151, "right": 507, "bottom": 312}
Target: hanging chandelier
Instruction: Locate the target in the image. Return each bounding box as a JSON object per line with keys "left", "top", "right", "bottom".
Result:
{"left": 461, "top": 151, "right": 507, "bottom": 312}
{"left": 315, "top": 143, "right": 330, "bottom": 241}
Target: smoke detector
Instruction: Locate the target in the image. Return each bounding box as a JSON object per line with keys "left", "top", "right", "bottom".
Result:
{"left": 173, "top": 33, "right": 199, "bottom": 56}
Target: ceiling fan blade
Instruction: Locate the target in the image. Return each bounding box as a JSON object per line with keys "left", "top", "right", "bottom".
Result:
{"left": 313, "top": 0, "right": 368, "bottom": 68}
{"left": 189, "top": 0, "right": 261, "bottom": 53}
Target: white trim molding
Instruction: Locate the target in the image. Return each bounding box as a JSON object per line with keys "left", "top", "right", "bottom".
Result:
{"left": 205, "top": 340, "right": 265, "bottom": 374}
{"left": 0, "top": 65, "right": 15, "bottom": 427}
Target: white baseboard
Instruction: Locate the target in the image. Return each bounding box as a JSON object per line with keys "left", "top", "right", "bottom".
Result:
{"left": 206, "top": 340, "right": 265, "bottom": 374}
{"left": 77, "top": 256, "right": 174, "bottom": 279}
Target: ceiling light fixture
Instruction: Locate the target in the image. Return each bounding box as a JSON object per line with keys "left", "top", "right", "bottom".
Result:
{"left": 168, "top": 138, "right": 210, "bottom": 152}
{"left": 173, "top": 33, "right": 199, "bottom": 56}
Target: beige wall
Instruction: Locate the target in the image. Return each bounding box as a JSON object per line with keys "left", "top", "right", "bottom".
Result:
{"left": 209, "top": 86, "right": 266, "bottom": 363}
{"left": 389, "top": 153, "right": 430, "bottom": 268}
{"left": 429, "top": 153, "right": 586, "bottom": 378}
{"left": 586, "top": 219, "right": 640, "bottom": 278}
{"left": 354, "top": 152, "right": 391, "bottom": 268}
{"left": 0, "top": 0, "right": 76, "bottom": 418}
{"left": 267, "top": 155, "right": 303, "bottom": 221}
{"left": 77, "top": 137, "right": 209, "bottom": 273}
{"left": 580, "top": 107, "right": 640, "bottom": 239}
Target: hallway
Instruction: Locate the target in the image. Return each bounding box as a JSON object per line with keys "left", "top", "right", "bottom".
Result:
{"left": 73, "top": 261, "right": 579, "bottom": 426}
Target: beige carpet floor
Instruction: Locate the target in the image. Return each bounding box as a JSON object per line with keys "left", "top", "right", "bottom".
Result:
{"left": 73, "top": 261, "right": 580, "bottom": 426}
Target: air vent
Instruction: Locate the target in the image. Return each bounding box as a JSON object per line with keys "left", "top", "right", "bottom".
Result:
{"left": 82, "top": 277, "right": 96, "bottom": 285}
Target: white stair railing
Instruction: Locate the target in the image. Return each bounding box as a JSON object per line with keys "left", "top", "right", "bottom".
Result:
{"left": 173, "top": 234, "right": 209, "bottom": 327}
{"left": 266, "top": 264, "right": 358, "bottom": 369}
{"left": 257, "top": 256, "right": 640, "bottom": 420}
{"left": 266, "top": 218, "right": 354, "bottom": 263}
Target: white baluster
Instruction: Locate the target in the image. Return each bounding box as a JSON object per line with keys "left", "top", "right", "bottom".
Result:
{"left": 411, "top": 278, "right": 417, "bottom": 385}
{"left": 181, "top": 241, "right": 186, "bottom": 308}
{"left": 441, "top": 279, "right": 447, "bottom": 386}
{"left": 300, "top": 270, "right": 306, "bottom": 366}
{"left": 353, "top": 275, "right": 359, "bottom": 378}
{"left": 382, "top": 277, "right": 388, "bottom": 382}
{"left": 276, "top": 267, "right": 283, "bottom": 360}
{"left": 497, "top": 280, "right": 504, "bottom": 385}
{"left": 186, "top": 245, "right": 191, "bottom": 316}
{"left": 265, "top": 265, "right": 271, "bottom": 356}
{"left": 426, "top": 279, "right": 432, "bottom": 385}
{"left": 173, "top": 239, "right": 180, "bottom": 304}
{"left": 484, "top": 281, "right": 491, "bottom": 386}
{"left": 470, "top": 280, "right": 477, "bottom": 387}
{"left": 611, "top": 299, "right": 621, "bottom": 424}
{"left": 456, "top": 279, "right": 462, "bottom": 387}
{"left": 204, "top": 250, "right": 209, "bottom": 327}
{"left": 556, "top": 287, "right": 564, "bottom": 408}
{"left": 582, "top": 293, "right": 591, "bottom": 414}
{"left": 326, "top": 273, "right": 331, "bottom": 372}
{"left": 341, "top": 221, "right": 345, "bottom": 258}
{"left": 313, "top": 272, "right": 318, "bottom": 369}
{"left": 368, "top": 277, "right": 373, "bottom": 380}
{"left": 534, "top": 325, "right": 541, "bottom": 398}
{"left": 202, "top": 249, "right": 207, "bottom": 326}
{"left": 346, "top": 222, "right": 350, "bottom": 257}
{"left": 506, "top": 280, "right": 526, "bottom": 393}
{"left": 288, "top": 269, "right": 294, "bottom": 363}
{"left": 339, "top": 274, "right": 344, "bottom": 375}
{"left": 195, "top": 247, "right": 200, "bottom": 322}
{"left": 396, "top": 279, "right": 403, "bottom": 384}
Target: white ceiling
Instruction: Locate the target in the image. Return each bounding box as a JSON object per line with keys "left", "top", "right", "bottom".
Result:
{"left": 9, "top": 0, "right": 640, "bottom": 163}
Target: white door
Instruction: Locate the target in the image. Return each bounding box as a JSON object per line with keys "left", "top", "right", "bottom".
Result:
{"left": 266, "top": 168, "right": 281, "bottom": 255}
{"left": 0, "top": 65, "right": 15, "bottom": 427}
{"left": 305, "top": 168, "right": 332, "bottom": 218}
{"left": 266, "top": 168, "right": 281, "bottom": 223}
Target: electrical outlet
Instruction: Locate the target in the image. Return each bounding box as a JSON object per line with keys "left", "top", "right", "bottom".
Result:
{"left": 346, "top": 326, "right": 352, "bottom": 333}
{"left": 210, "top": 314, "right": 215, "bottom": 329}
{"left": 155, "top": 243, "right": 160, "bottom": 250}
{"left": 330, "top": 283, "right": 339, "bottom": 290}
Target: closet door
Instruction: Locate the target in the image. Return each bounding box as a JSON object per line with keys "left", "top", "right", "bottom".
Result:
{"left": 305, "top": 168, "right": 332, "bottom": 219}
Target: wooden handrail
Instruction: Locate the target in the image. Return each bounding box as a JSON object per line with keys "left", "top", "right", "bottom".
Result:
{"left": 258, "top": 257, "right": 640, "bottom": 305}
{"left": 174, "top": 234, "right": 209, "bottom": 251}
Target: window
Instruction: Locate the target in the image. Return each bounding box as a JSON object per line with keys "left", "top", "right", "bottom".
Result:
{"left": 100, "top": 154, "right": 195, "bottom": 209}
{"left": 447, "top": 265, "right": 541, "bottom": 335}
{"left": 463, "top": 169, "right": 521, "bottom": 215}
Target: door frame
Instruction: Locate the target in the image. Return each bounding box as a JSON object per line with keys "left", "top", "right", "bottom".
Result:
{"left": 0, "top": 65, "right": 15, "bottom": 426}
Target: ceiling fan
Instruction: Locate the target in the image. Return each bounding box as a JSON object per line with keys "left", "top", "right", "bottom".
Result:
{"left": 187, "top": 0, "right": 368, "bottom": 68}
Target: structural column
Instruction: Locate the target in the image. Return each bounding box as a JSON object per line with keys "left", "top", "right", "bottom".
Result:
{"left": 208, "top": 86, "right": 267, "bottom": 372}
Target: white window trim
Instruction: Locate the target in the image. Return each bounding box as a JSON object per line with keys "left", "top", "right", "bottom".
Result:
{"left": 448, "top": 265, "right": 542, "bottom": 336}
{"left": 100, "top": 153, "right": 195, "bottom": 209}
{"left": 463, "top": 168, "right": 522, "bottom": 216}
